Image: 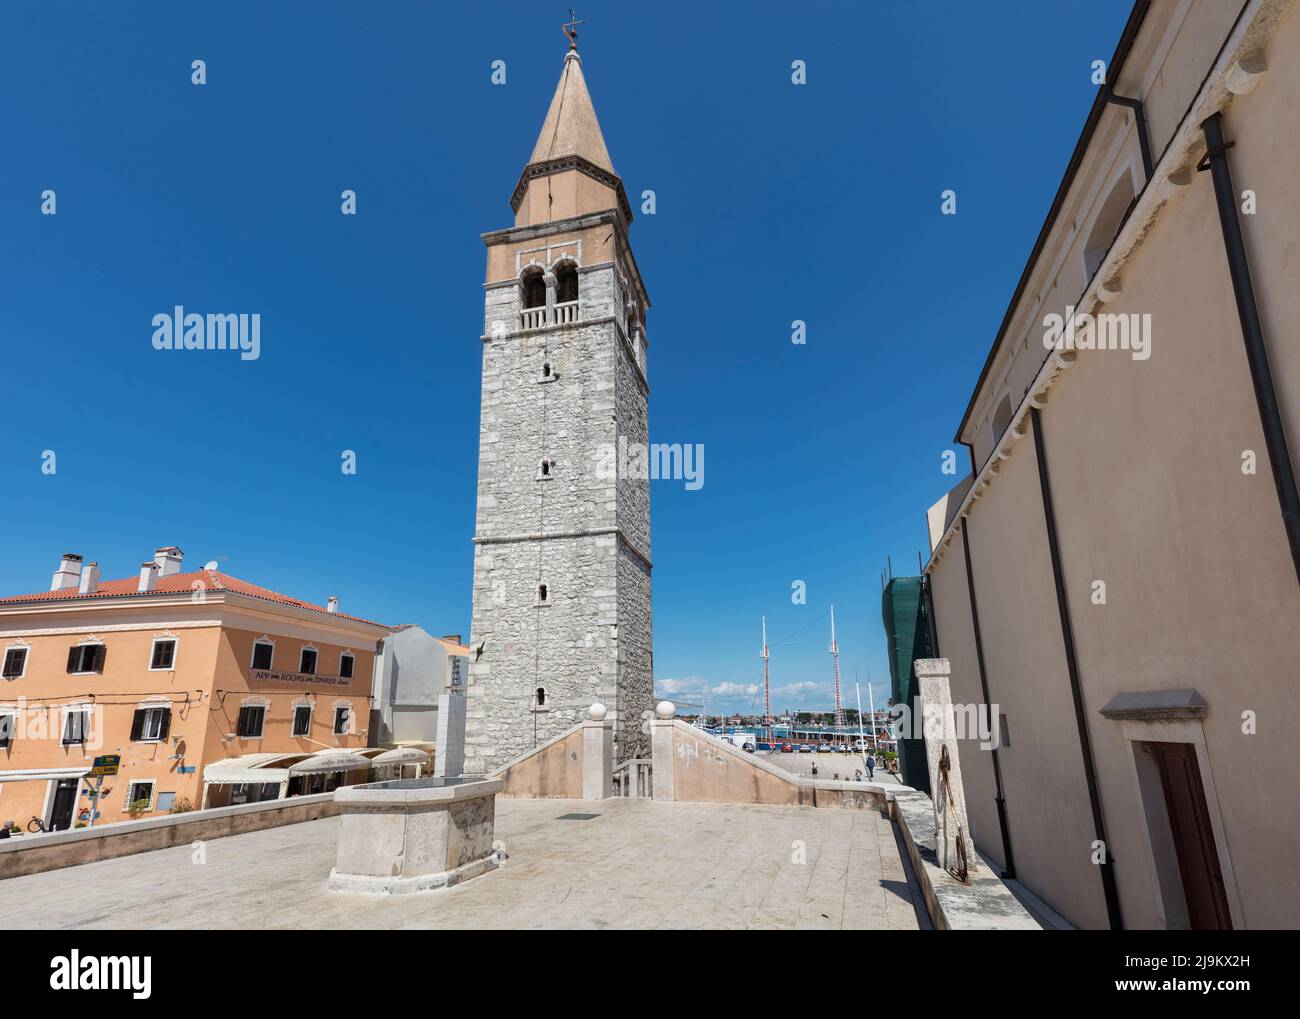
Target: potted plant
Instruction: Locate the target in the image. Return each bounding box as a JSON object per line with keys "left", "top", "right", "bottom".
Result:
{"left": 126, "top": 799, "right": 150, "bottom": 820}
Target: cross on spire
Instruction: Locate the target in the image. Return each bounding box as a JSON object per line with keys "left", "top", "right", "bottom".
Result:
{"left": 562, "top": 8, "right": 587, "bottom": 50}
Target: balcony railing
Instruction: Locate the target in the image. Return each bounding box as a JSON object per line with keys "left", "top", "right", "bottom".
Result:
{"left": 519, "top": 306, "right": 547, "bottom": 331}
{"left": 517, "top": 301, "right": 581, "bottom": 332}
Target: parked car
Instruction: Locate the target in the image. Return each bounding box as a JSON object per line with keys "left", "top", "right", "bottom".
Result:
{"left": 798, "top": 743, "right": 814, "bottom": 753}
{"left": 817, "top": 743, "right": 833, "bottom": 753}
{"left": 781, "top": 742, "right": 794, "bottom": 753}
{"left": 837, "top": 743, "right": 852, "bottom": 753}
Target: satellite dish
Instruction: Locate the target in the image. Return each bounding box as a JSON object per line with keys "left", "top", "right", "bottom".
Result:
{"left": 204, "top": 561, "right": 219, "bottom": 571}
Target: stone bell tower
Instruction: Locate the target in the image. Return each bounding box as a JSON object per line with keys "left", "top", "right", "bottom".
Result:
{"left": 464, "top": 33, "right": 652, "bottom": 775}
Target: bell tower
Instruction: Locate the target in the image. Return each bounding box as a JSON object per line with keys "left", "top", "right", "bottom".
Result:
{"left": 464, "top": 31, "right": 652, "bottom": 775}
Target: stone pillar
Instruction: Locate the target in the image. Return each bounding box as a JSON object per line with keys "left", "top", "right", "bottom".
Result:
{"left": 914, "top": 658, "right": 976, "bottom": 880}
{"left": 582, "top": 703, "right": 614, "bottom": 800}
{"left": 650, "top": 701, "right": 676, "bottom": 802}
{"left": 435, "top": 693, "right": 467, "bottom": 778}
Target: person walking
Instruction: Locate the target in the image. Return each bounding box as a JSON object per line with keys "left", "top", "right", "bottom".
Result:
{"left": 865, "top": 754, "right": 876, "bottom": 780}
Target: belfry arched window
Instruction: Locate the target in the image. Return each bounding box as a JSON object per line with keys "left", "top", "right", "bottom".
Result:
{"left": 521, "top": 266, "right": 546, "bottom": 310}
{"left": 554, "top": 261, "right": 578, "bottom": 304}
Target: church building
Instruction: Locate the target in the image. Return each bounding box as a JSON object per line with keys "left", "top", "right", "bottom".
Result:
{"left": 464, "top": 30, "right": 653, "bottom": 774}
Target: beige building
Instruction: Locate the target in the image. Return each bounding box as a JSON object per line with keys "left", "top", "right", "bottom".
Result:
{"left": 0, "top": 547, "right": 389, "bottom": 829}
{"left": 920, "top": 0, "right": 1300, "bottom": 929}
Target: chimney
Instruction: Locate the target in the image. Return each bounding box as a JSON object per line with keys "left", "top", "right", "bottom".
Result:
{"left": 50, "top": 553, "right": 83, "bottom": 592}
{"left": 153, "top": 546, "right": 184, "bottom": 577}
{"left": 326, "top": 596, "right": 339, "bottom": 614}
{"left": 138, "top": 562, "right": 159, "bottom": 593}
{"left": 78, "top": 562, "right": 100, "bottom": 594}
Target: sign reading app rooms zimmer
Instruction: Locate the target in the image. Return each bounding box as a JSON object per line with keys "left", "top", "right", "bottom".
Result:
{"left": 250, "top": 669, "right": 350, "bottom": 688}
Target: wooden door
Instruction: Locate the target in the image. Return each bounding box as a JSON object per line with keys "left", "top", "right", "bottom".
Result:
{"left": 1146, "top": 741, "right": 1232, "bottom": 930}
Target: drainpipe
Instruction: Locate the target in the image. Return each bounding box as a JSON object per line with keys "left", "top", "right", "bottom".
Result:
{"left": 1199, "top": 112, "right": 1300, "bottom": 588}
{"left": 1104, "top": 87, "right": 1153, "bottom": 182}
{"left": 1031, "top": 408, "right": 1124, "bottom": 929}
{"left": 960, "top": 519, "right": 1016, "bottom": 879}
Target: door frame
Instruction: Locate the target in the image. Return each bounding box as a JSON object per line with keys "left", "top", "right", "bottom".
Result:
{"left": 1119, "top": 718, "right": 1243, "bottom": 929}
{"left": 47, "top": 777, "right": 81, "bottom": 831}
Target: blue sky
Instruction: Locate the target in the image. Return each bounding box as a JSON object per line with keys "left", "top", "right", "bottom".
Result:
{"left": 0, "top": 0, "right": 1132, "bottom": 715}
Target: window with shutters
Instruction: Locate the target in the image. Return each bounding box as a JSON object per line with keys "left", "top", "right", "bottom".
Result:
{"left": 149, "top": 638, "right": 177, "bottom": 671}
{"left": 299, "top": 647, "right": 318, "bottom": 675}
{"left": 338, "top": 653, "right": 354, "bottom": 679}
{"left": 292, "top": 704, "right": 312, "bottom": 736}
{"left": 130, "top": 706, "right": 172, "bottom": 743}
{"left": 237, "top": 705, "right": 266, "bottom": 739}
{"left": 2, "top": 647, "right": 28, "bottom": 679}
{"left": 332, "top": 705, "right": 350, "bottom": 735}
{"left": 62, "top": 708, "right": 91, "bottom": 745}
{"left": 250, "top": 640, "right": 274, "bottom": 671}
{"left": 67, "top": 643, "right": 105, "bottom": 674}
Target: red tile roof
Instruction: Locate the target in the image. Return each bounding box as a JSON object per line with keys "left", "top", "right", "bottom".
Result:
{"left": 0, "top": 570, "right": 388, "bottom": 628}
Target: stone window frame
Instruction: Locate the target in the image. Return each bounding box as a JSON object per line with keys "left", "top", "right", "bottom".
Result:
{"left": 148, "top": 633, "right": 180, "bottom": 672}
{"left": 123, "top": 778, "right": 155, "bottom": 814}
{"left": 535, "top": 583, "right": 552, "bottom": 607}
{"left": 2, "top": 642, "right": 30, "bottom": 681}
{"left": 537, "top": 457, "right": 555, "bottom": 481}
{"left": 291, "top": 700, "right": 314, "bottom": 737}
{"left": 249, "top": 636, "right": 276, "bottom": 671}
{"left": 529, "top": 686, "right": 551, "bottom": 714}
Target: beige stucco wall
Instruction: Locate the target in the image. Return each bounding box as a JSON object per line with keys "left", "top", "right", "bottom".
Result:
{"left": 927, "top": 0, "right": 1300, "bottom": 930}
{"left": 668, "top": 726, "right": 802, "bottom": 806}
{"left": 493, "top": 727, "right": 584, "bottom": 798}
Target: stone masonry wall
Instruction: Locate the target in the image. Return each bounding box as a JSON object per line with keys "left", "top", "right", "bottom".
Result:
{"left": 466, "top": 259, "right": 652, "bottom": 774}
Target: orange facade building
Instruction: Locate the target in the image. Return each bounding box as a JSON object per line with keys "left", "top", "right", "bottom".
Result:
{"left": 0, "top": 547, "right": 389, "bottom": 831}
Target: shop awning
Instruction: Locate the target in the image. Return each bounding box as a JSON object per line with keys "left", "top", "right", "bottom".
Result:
{"left": 288, "top": 751, "right": 372, "bottom": 776}
{"left": 202, "top": 753, "right": 304, "bottom": 786}
{"left": 371, "top": 747, "right": 429, "bottom": 766}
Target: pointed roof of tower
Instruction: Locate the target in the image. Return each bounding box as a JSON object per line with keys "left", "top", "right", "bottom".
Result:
{"left": 527, "top": 50, "right": 616, "bottom": 176}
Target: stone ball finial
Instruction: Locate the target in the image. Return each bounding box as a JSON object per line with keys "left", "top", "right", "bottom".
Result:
{"left": 655, "top": 701, "right": 675, "bottom": 719}
{"left": 588, "top": 703, "right": 608, "bottom": 721}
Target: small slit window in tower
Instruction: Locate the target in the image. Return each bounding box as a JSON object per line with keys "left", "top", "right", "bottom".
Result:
{"left": 539, "top": 458, "right": 552, "bottom": 478}
{"left": 536, "top": 687, "right": 546, "bottom": 708}
{"left": 536, "top": 583, "right": 550, "bottom": 605}
{"left": 554, "top": 262, "right": 578, "bottom": 304}
{"left": 521, "top": 267, "right": 546, "bottom": 310}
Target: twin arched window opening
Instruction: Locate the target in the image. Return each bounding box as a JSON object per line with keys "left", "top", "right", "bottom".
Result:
{"left": 520, "top": 262, "right": 579, "bottom": 310}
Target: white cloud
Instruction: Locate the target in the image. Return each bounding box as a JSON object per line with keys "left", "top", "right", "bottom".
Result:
{"left": 776, "top": 682, "right": 823, "bottom": 695}
{"left": 711, "top": 682, "right": 759, "bottom": 697}
{"left": 656, "top": 677, "right": 706, "bottom": 695}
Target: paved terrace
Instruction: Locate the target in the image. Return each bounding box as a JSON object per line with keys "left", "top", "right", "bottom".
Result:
{"left": 0, "top": 797, "right": 926, "bottom": 930}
